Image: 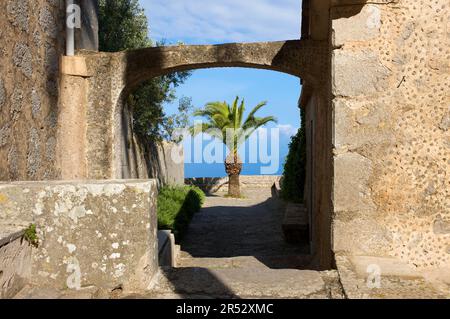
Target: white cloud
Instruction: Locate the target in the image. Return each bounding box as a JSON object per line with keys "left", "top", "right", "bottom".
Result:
{"left": 140, "top": 0, "right": 301, "bottom": 44}
{"left": 276, "top": 124, "right": 298, "bottom": 137}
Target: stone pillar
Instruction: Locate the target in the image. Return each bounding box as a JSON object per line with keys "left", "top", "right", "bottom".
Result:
{"left": 75, "top": 0, "right": 99, "bottom": 51}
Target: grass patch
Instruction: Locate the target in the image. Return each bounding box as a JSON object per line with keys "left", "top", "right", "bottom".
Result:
{"left": 24, "top": 224, "right": 39, "bottom": 247}
{"left": 157, "top": 185, "right": 205, "bottom": 242}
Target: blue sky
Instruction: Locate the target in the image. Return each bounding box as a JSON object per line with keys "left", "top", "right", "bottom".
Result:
{"left": 138, "top": 0, "right": 302, "bottom": 177}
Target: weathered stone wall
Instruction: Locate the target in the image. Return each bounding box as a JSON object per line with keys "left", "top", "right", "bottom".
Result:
{"left": 331, "top": 0, "right": 450, "bottom": 269}
{"left": 148, "top": 141, "right": 185, "bottom": 186}
{"left": 0, "top": 0, "right": 65, "bottom": 181}
{"left": 0, "top": 180, "right": 159, "bottom": 292}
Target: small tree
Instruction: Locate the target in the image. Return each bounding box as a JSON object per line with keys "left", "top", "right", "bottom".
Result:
{"left": 190, "top": 97, "right": 277, "bottom": 197}
{"left": 98, "top": 0, "right": 191, "bottom": 143}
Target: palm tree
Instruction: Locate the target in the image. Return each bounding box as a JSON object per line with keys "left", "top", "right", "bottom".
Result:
{"left": 190, "top": 97, "right": 277, "bottom": 197}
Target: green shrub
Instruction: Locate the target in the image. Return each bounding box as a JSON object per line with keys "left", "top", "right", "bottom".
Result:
{"left": 157, "top": 185, "right": 205, "bottom": 242}
{"left": 281, "top": 108, "right": 306, "bottom": 203}
{"left": 24, "top": 224, "right": 39, "bottom": 247}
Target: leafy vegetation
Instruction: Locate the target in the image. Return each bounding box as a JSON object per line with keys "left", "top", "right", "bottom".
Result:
{"left": 98, "top": 0, "right": 191, "bottom": 142}
{"left": 157, "top": 185, "right": 205, "bottom": 242}
{"left": 281, "top": 108, "right": 306, "bottom": 203}
{"left": 24, "top": 224, "right": 39, "bottom": 247}
{"left": 190, "top": 96, "right": 277, "bottom": 197}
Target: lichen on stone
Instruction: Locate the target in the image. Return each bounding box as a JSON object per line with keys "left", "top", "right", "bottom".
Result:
{"left": 7, "top": 0, "right": 29, "bottom": 32}
{"left": 13, "top": 43, "right": 32, "bottom": 78}
{"left": 0, "top": 78, "right": 5, "bottom": 109}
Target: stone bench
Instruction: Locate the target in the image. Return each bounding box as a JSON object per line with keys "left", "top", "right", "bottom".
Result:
{"left": 282, "top": 203, "right": 309, "bottom": 244}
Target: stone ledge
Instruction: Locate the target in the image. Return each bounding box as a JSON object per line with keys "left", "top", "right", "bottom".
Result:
{"left": 158, "top": 230, "right": 180, "bottom": 267}
{"left": 0, "top": 232, "right": 32, "bottom": 299}
{"left": 0, "top": 227, "right": 25, "bottom": 248}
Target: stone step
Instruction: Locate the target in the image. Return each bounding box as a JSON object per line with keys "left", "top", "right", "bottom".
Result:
{"left": 150, "top": 267, "right": 341, "bottom": 299}
{"left": 177, "top": 255, "right": 314, "bottom": 270}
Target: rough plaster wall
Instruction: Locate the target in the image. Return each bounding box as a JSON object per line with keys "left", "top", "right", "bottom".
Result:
{"left": 0, "top": 0, "right": 65, "bottom": 181}
{"left": 332, "top": 0, "right": 450, "bottom": 269}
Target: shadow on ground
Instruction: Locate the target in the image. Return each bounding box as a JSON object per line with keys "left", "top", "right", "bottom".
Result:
{"left": 180, "top": 191, "right": 311, "bottom": 269}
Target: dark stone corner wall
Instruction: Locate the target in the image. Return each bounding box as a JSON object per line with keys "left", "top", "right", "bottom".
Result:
{"left": 299, "top": 0, "right": 334, "bottom": 270}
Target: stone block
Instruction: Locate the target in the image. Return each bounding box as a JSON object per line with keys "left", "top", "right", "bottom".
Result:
{"left": 332, "top": 49, "right": 391, "bottom": 97}
{"left": 333, "top": 152, "right": 376, "bottom": 212}
{"left": 333, "top": 217, "right": 392, "bottom": 255}
{"left": 332, "top": 4, "right": 382, "bottom": 47}
{"left": 0, "top": 230, "right": 32, "bottom": 299}
{"left": 439, "top": 110, "right": 450, "bottom": 131}
{"left": 333, "top": 99, "right": 395, "bottom": 150}
{"left": 433, "top": 215, "right": 450, "bottom": 235}
{"left": 61, "top": 56, "right": 92, "bottom": 77}
{"left": 0, "top": 180, "right": 158, "bottom": 292}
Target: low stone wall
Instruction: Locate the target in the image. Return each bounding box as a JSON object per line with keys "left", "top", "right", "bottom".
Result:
{"left": 0, "top": 228, "right": 32, "bottom": 299}
{"left": 185, "top": 175, "right": 281, "bottom": 194}
{"left": 0, "top": 180, "right": 158, "bottom": 293}
{"left": 158, "top": 230, "right": 180, "bottom": 268}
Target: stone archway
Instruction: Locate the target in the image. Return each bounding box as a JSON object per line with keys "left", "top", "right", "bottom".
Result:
{"left": 58, "top": 37, "right": 330, "bottom": 268}
{"left": 121, "top": 40, "right": 327, "bottom": 93}
{"left": 58, "top": 39, "right": 327, "bottom": 180}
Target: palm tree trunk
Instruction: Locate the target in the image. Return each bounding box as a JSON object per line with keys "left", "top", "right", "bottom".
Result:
{"left": 225, "top": 152, "right": 242, "bottom": 198}
{"left": 228, "top": 174, "right": 240, "bottom": 197}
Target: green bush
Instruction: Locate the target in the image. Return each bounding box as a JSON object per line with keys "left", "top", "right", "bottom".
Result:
{"left": 24, "top": 224, "right": 39, "bottom": 247}
{"left": 157, "top": 185, "right": 205, "bottom": 242}
{"left": 281, "top": 108, "right": 306, "bottom": 203}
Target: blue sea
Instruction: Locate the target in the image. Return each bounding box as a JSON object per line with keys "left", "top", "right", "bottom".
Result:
{"left": 185, "top": 161, "right": 285, "bottom": 178}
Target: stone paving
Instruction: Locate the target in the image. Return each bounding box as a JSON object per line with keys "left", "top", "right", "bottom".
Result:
{"left": 133, "top": 188, "right": 344, "bottom": 299}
